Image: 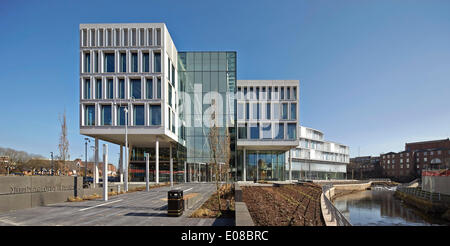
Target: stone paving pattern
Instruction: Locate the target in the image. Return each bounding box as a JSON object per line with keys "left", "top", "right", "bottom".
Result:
{"left": 0, "top": 183, "right": 233, "bottom": 226}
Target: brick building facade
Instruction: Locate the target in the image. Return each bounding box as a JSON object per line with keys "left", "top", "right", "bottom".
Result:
{"left": 380, "top": 138, "right": 450, "bottom": 182}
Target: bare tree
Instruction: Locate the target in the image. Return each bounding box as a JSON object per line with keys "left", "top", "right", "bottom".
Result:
{"left": 58, "top": 110, "right": 70, "bottom": 175}
{"left": 207, "top": 99, "right": 231, "bottom": 213}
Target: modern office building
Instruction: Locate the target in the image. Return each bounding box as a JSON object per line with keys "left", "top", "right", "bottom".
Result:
{"left": 79, "top": 23, "right": 347, "bottom": 183}
{"left": 235, "top": 80, "right": 300, "bottom": 181}
{"left": 288, "top": 126, "right": 349, "bottom": 180}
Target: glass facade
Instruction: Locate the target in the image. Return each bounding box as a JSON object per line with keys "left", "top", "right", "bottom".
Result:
{"left": 95, "top": 79, "right": 102, "bottom": 99}
{"left": 101, "top": 105, "right": 112, "bottom": 125}
{"left": 143, "top": 53, "right": 149, "bottom": 72}
{"left": 118, "top": 79, "right": 125, "bottom": 99}
{"left": 107, "top": 79, "right": 113, "bottom": 99}
{"left": 117, "top": 106, "right": 126, "bottom": 126}
{"left": 154, "top": 53, "right": 161, "bottom": 72}
{"left": 104, "top": 53, "right": 115, "bottom": 72}
{"left": 85, "top": 105, "right": 95, "bottom": 126}
{"left": 130, "top": 79, "right": 141, "bottom": 99}
{"left": 129, "top": 146, "right": 185, "bottom": 182}
{"left": 120, "top": 53, "right": 126, "bottom": 73}
{"left": 131, "top": 53, "right": 138, "bottom": 72}
{"left": 133, "top": 105, "right": 144, "bottom": 125}
{"left": 178, "top": 51, "right": 237, "bottom": 177}
{"left": 238, "top": 150, "right": 286, "bottom": 181}
{"left": 149, "top": 105, "right": 161, "bottom": 125}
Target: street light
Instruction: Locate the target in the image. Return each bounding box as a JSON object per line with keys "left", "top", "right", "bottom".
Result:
{"left": 50, "top": 152, "right": 54, "bottom": 176}
{"left": 114, "top": 97, "right": 135, "bottom": 192}
{"left": 84, "top": 138, "right": 90, "bottom": 178}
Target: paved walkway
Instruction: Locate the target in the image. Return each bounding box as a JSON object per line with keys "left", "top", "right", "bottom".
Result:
{"left": 0, "top": 183, "right": 233, "bottom": 226}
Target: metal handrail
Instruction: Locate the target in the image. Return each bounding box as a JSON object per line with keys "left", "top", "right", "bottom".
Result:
{"left": 396, "top": 186, "right": 450, "bottom": 203}
{"left": 322, "top": 184, "right": 352, "bottom": 226}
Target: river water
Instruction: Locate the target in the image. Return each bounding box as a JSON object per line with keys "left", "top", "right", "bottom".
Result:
{"left": 332, "top": 189, "right": 448, "bottom": 226}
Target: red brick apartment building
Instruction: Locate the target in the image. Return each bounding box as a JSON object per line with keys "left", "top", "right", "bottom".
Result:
{"left": 380, "top": 138, "right": 450, "bottom": 182}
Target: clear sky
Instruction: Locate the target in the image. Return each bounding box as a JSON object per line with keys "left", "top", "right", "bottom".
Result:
{"left": 1, "top": 0, "right": 450, "bottom": 167}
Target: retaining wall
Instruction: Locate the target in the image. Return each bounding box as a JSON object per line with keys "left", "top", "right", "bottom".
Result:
{"left": 0, "top": 176, "right": 152, "bottom": 213}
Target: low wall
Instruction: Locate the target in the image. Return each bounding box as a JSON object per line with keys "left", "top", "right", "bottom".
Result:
{"left": 0, "top": 176, "right": 82, "bottom": 213}
{"left": 422, "top": 176, "right": 450, "bottom": 195}
{"left": 234, "top": 183, "right": 254, "bottom": 226}
{"left": 0, "top": 176, "right": 152, "bottom": 213}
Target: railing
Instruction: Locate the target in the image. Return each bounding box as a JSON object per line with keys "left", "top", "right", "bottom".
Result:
{"left": 396, "top": 187, "right": 450, "bottom": 203}
{"left": 322, "top": 184, "right": 352, "bottom": 226}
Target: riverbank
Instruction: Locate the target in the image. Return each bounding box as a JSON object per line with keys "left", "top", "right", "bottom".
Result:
{"left": 394, "top": 189, "right": 450, "bottom": 222}
{"left": 334, "top": 189, "right": 449, "bottom": 225}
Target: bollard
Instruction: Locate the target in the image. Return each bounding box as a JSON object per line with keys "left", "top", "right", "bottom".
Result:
{"left": 118, "top": 184, "right": 121, "bottom": 193}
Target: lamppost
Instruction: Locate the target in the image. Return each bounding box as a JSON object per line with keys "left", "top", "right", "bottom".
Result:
{"left": 50, "top": 152, "right": 54, "bottom": 176}
{"left": 114, "top": 97, "right": 135, "bottom": 192}
{"left": 90, "top": 145, "right": 97, "bottom": 187}
{"left": 84, "top": 138, "right": 90, "bottom": 178}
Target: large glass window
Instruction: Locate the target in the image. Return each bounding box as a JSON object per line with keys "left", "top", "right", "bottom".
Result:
{"left": 130, "top": 79, "right": 141, "bottom": 99}
{"left": 293, "top": 87, "right": 297, "bottom": 99}
{"left": 84, "top": 79, "right": 91, "bottom": 99}
{"left": 154, "top": 52, "right": 161, "bottom": 72}
{"left": 118, "top": 79, "right": 125, "bottom": 99}
{"left": 287, "top": 87, "right": 291, "bottom": 100}
{"left": 156, "top": 78, "right": 161, "bottom": 98}
{"left": 85, "top": 105, "right": 95, "bottom": 126}
{"left": 146, "top": 78, "right": 153, "bottom": 99}
{"left": 282, "top": 103, "right": 288, "bottom": 120}
{"left": 101, "top": 105, "right": 112, "bottom": 125}
{"left": 237, "top": 103, "right": 244, "bottom": 120}
{"left": 280, "top": 87, "right": 284, "bottom": 100}
{"left": 95, "top": 79, "right": 102, "bottom": 99}
{"left": 266, "top": 103, "right": 271, "bottom": 120}
{"left": 117, "top": 106, "right": 126, "bottom": 125}
{"left": 290, "top": 103, "right": 297, "bottom": 120}
{"left": 262, "top": 123, "right": 272, "bottom": 139}
{"left": 288, "top": 123, "right": 296, "bottom": 139}
{"left": 107, "top": 79, "right": 113, "bottom": 99}
{"left": 250, "top": 123, "right": 260, "bottom": 139}
{"left": 131, "top": 52, "right": 138, "bottom": 72}
{"left": 94, "top": 52, "right": 98, "bottom": 73}
{"left": 275, "top": 123, "right": 284, "bottom": 139}
{"left": 149, "top": 105, "right": 161, "bottom": 125}
{"left": 246, "top": 103, "right": 250, "bottom": 120}
{"left": 104, "top": 53, "right": 115, "bottom": 72}
{"left": 238, "top": 123, "right": 247, "bottom": 139}
{"left": 133, "top": 105, "right": 144, "bottom": 125}
{"left": 268, "top": 87, "right": 272, "bottom": 100}
{"left": 120, "top": 53, "right": 126, "bottom": 73}
{"left": 273, "top": 103, "right": 280, "bottom": 119}
{"left": 143, "top": 53, "right": 150, "bottom": 72}
{"left": 168, "top": 84, "right": 172, "bottom": 107}
{"left": 84, "top": 53, "right": 90, "bottom": 73}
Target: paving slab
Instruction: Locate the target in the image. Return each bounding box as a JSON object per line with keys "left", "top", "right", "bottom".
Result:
{"left": 0, "top": 183, "right": 232, "bottom": 226}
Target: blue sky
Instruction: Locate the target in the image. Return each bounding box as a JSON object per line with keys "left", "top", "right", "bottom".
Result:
{"left": 1, "top": 0, "right": 450, "bottom": 166}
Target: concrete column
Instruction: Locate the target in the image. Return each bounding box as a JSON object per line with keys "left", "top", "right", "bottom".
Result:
{"left": 243, "top": 148, "right": 246, "bottom": 182}
{"left": 103, "top": 144, "right": 108, "bottom": 201}
{"left": 184, "top": 161, "right": 187, "bottom": 183}
{"left": 145, "top": 153, "right": 150, "bottom": 192}
{"left": 289, "top": 149, "right": 292, "bottom": 181}
{"left": 119, "top": 144, "right": 123, "bottom": 183}
{"left": 94, "top": 138, "right": 99, "bottom": 185}
{"left": 189, "top": 165, "right": 192, "bottom": 182}
{"left": 155, "top": 138, "right": 159, "bottom": 184}
{"left": 169, "top": 143, "right": 173, "bottom": 187}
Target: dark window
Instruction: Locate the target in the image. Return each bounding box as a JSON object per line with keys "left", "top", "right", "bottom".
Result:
{"left": 104, "top": 53, "right": 115, "bottom": 72}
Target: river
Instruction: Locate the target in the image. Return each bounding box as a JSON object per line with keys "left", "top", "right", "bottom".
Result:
{"left": 332, "top": 189, "right": 448, "bottom": 226}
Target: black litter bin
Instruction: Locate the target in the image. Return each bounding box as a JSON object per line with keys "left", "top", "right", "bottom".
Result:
{"left": 167, "top": 190, "right": 184, "bottom": 216}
